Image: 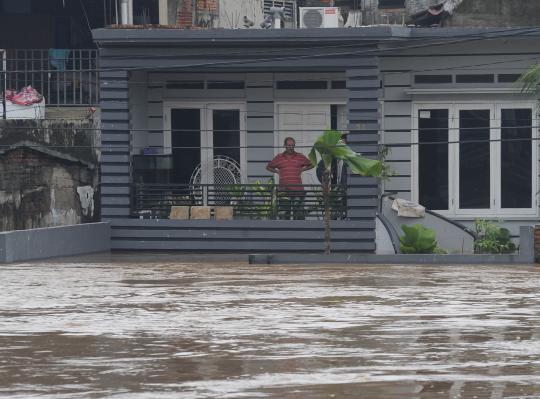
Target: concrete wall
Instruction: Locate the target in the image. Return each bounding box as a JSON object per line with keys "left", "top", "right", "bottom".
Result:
{"left": 0, "top": 118, "right": 100, "bottom": 231}
{"left": 0, "top": 222, "right": 111, "bottom": 263}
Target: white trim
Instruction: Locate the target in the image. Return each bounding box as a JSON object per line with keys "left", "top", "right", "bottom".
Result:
{"left": 158, "top": 0, "right": 168, "bottom": 25}
{"left": 406, "top": 88, "right": 526, "bottom": 95}
{"left": 412, "top": 100, "right": 538, "bottom": 219}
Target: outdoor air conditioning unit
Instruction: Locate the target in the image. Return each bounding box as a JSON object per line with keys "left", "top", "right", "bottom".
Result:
{"left": 299, "top": 7, "right": 341, "bottom": 28}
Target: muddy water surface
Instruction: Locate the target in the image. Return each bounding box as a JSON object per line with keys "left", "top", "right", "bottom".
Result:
{"left": 1, "top": 253, "right": 539, "bottom": 398}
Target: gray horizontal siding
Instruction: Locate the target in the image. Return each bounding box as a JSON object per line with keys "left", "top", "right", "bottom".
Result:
{"left": 381, "top": 67, "right": 412, "bottom": 198}
{"left": 109, "top": 219, "right": 376, "bottom": 253}
{"left": 246, "top": 73, "right": 274, "bottom": 180}
{"left": 347, "top": 61, "right": 380, "bottom": 250}
{"left": 100, "top": 70, "right": 131, "bottom": 220}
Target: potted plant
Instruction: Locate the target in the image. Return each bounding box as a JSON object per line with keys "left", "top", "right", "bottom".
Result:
{"left": 474, "top": 219, "right": 516, "bottom": 254}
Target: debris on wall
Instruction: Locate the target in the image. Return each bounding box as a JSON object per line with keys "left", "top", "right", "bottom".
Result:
{"left": 77, "top": 186, "right": 95, "bottom": 218}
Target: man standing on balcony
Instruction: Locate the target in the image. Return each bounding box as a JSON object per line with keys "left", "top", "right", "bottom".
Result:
{"left": 266, "top": 137, "right": 314, "bottom": 219}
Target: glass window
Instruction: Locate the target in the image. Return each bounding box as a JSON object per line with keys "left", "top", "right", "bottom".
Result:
{"left": 418, "top": 109, "right": 449, "bottom": 210}
{"left": 171, "top": 109, "right": 201, "bottom": 185}
{"left": 459, "top": 109, "right": 491, "bottom": 209}
{"left": 501, "top": 109, "right": 532, "bottom": 208}
{"left": 415, "top": 103, "right": 536, "bottom": 216}
{"left": 213, "top": 110, "right": 240, "bottom": 164}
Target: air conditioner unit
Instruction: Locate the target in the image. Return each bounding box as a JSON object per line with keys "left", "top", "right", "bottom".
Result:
{"left": 300, "top": 7, "right": 341, "bottom": 28}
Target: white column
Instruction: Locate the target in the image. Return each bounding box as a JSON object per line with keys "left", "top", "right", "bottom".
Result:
{"left": 120, "top": 0, "right": 129, "bottom": 24}
{"left": 128, "top": 0, "right": 134, "bottom": 24}
{"left": 159, "top": 0, "right": 168, "bottom": 25}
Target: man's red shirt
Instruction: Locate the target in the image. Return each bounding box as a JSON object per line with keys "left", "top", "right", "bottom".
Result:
{"left": 267, "top": 151, "right": 312, "bottom": 191}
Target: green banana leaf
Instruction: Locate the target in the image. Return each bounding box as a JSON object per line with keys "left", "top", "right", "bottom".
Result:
{"left": 309, "top": 129, "right": 382, "bottom": 177}
{"left": 399, "top": 224, "right": 438, "bottom": 254}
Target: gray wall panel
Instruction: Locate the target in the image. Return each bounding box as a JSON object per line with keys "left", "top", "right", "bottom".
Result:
{"left": 247, "top": 132, "right": 274, "bottom": 146}
{"left": 100, "top": 70, "right": 131, "bottom": 219}
{"left": 101, "top": 186, "right": 131, "bottom": 195}
{"left": 246, "top": 73, "right": 274, "bottom": 180}
{"left": 0, "top": 223, "right": 110, "bottom": 263}
{"left": 247, "top": 117, "right": 274, "bottom": 131}
{"left": 383, "top": 101, "right": 412, "bottom": 116}
{"left": 384, "top": 117, "right": 411, "bottom": 131}
{"left": 108, "top": 219, "right": 376, "bottom": 253}
{"left": 247, "top": 162, "right": 271, "bottom": 177}
{"left": 102, "top": 207, "right": 131, "bottom": 217}
{"left": 111, "top": 240, "right": 376, "bottom": 252}
{"left": 101, "top": 197, "right": 131, "bottom": 206}
{"left": 346, "top": 61, "right": 380, "bottom": 253}
{"left": 384, "top": 176, "right": 411, "bottom": 192}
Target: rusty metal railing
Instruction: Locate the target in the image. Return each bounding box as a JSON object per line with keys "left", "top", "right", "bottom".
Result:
{"left": 3, "top": 49, "right": 99, "bottom": 106}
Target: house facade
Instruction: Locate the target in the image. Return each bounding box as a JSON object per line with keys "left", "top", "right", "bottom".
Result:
{"left": 93, "top": 26, "right": 539, "bottom": 252}
{"left": 379, "top": 30, "right": 540, "bottom": 238}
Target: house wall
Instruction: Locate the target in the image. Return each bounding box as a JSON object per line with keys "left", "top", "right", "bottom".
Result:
{"left": 379, "top": 38, "right": 539, "bottom": 235}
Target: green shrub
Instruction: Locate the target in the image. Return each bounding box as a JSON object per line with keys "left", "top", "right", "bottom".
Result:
{"left": 474, "top": 219, "right": 516, "bottom": 254}
{"left": 399, "top": 224, "right": 445, "bottom": 254}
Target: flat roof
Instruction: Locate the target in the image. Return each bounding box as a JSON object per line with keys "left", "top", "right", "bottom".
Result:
{"left": 92, "top": 26, "right": 540, "bottom": 46}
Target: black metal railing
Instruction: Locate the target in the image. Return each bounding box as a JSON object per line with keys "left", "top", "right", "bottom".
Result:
{"left": 132, "top": 183, "right": 347, "bottom": 220}
{"left": 2, "top": 49, "right": 99, "bottom": 106}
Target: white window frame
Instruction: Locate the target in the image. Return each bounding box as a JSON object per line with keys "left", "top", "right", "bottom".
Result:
{"left": 412, "top": 101, "right": 538, "bottom": 218}
{"left": 163, "top": 101, "right": 247, "bottom": 184}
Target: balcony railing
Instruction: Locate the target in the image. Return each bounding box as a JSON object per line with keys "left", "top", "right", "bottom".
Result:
{"left": 132, "top": 183, "right": 347, "bottom": 221}
{"left": 2, "top": 49, "right": 99, "bottom": 106}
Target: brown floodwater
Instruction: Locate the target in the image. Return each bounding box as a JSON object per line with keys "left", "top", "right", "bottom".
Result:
{"left": 1, "top": 253, "right": 539, "bottom": 398}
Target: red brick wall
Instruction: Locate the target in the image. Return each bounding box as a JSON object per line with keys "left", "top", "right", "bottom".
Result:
{"left": 178, "top": 0, "right": 219, "bottom": 28}
{"left": 177, "top": 0, "right": 193, "bottom": 28}
{"left": 534, "top": 226, "right": 540, "bottom": 250}
{"left": 196, "top": 0, "right": 218, "bottom": 14}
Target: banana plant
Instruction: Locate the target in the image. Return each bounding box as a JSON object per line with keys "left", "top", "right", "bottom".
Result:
{"left": 308, "top": 129, "right": 383, "bottom": 254}
{"left": 519, "top": 63, "right": 540, "bottom": 93}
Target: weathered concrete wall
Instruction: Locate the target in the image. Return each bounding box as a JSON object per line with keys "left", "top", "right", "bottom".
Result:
{"left": 0, "top": 118, "right": 100, "bottom": 231}
{"left": 0, "top": 222, "right": 111, "bottom": 263}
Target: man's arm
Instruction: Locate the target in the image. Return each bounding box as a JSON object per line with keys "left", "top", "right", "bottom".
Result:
{"left": 300, "top": 155, "right": 315, "bottom": 172}
{"left": 266, "top": 156, "right": 279, "bottom": 173}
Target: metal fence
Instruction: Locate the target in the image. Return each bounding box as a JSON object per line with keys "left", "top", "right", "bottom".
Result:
{"left": 132, "top": 183, "right": 347, "bottom": 220}
{"left": 3, "top": 49, "right": 99, "bottom": 106}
